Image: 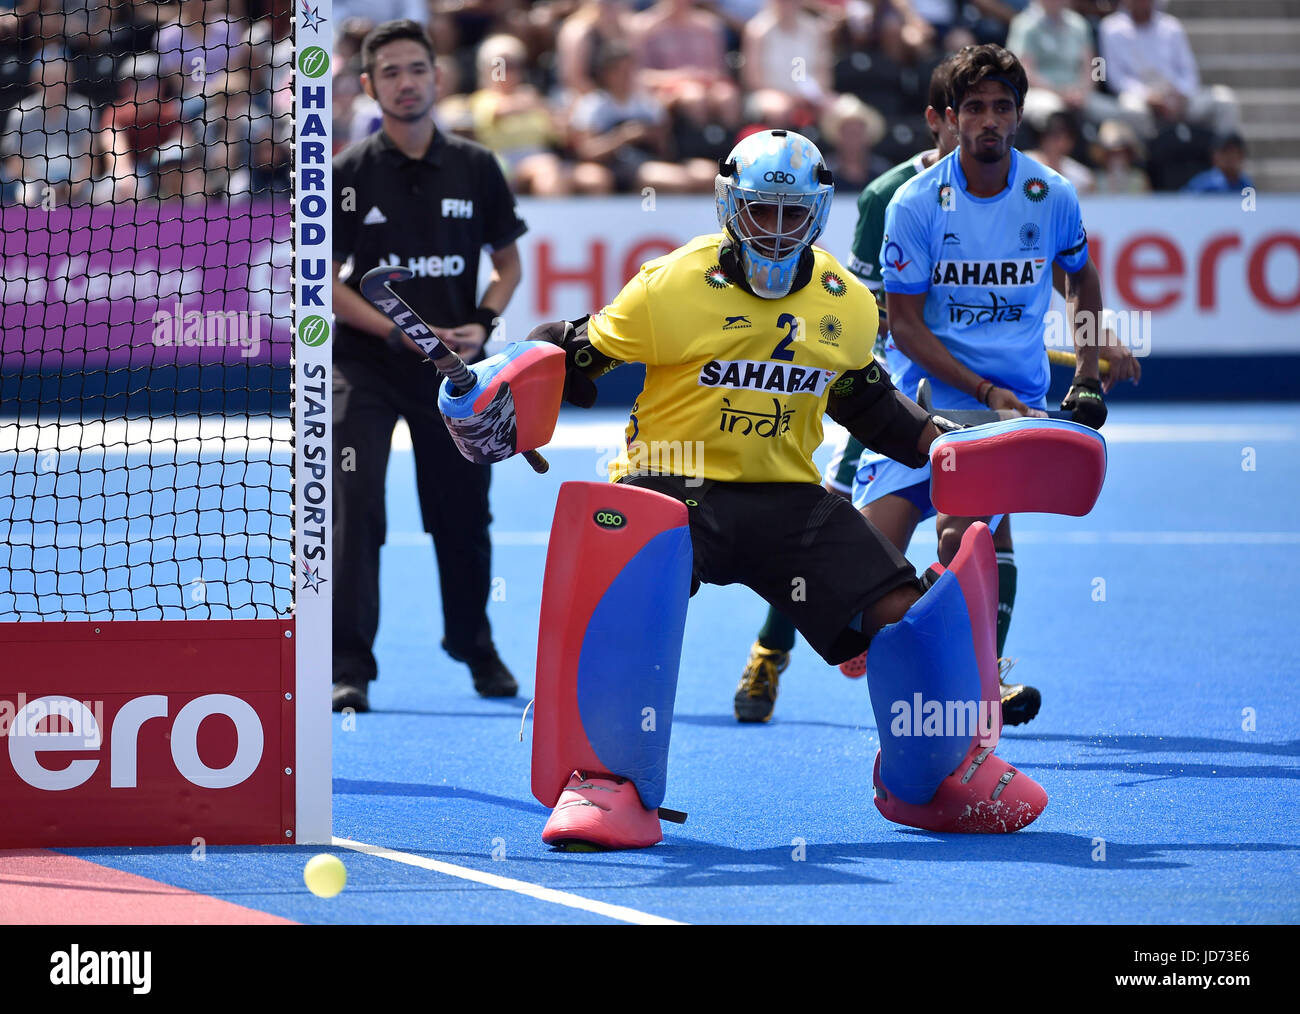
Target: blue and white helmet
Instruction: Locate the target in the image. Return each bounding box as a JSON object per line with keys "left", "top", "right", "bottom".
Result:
{"left": 715, "top": 129, "right": 834, "bottom": 298}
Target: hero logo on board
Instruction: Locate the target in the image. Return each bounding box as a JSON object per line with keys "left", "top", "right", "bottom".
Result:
{"left": 3, "top": 694, "right": 266, "bottom": 791}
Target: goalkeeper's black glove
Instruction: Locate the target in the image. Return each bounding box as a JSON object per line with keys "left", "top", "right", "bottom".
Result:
{"left": 527, "top": 315, "right": 621, "bottom": 409}
{"left": 1061, "top": 376, "right": 1107, "bottom": 429}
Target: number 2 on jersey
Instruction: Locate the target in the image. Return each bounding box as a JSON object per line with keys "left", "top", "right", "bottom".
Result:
{"left": 771, "top": 313, "right": 800, "bottom": 361}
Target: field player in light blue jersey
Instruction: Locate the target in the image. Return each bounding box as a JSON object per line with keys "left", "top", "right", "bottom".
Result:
{"left": 852, "top": 44, "right": 1112, "bottom": 723}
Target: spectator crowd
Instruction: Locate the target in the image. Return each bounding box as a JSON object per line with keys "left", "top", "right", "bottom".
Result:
{"left": 0, "top": 0, "right": 293, "bottom": 208}
{"left": 0, "top": 0, "right": 1249, "bottom": 207}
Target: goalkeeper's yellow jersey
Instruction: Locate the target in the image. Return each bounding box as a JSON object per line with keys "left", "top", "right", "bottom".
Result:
{"left": 589, "top": 233, "right": 879, "bottom": 484}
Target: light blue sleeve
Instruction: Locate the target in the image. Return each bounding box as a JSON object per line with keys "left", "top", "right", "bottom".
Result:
{"left": 880, "top": 191, "right": 934, "bottom": 296}
{"left": 1052, "top": 179, "right": 1089, "bottom": 273}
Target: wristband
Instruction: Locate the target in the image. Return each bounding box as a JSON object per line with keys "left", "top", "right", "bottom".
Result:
{"left": 471, "top": 306, "right": 500, "bottom": 333}
{"left": 976, "top": 380, "right": 993, "bottom": 405}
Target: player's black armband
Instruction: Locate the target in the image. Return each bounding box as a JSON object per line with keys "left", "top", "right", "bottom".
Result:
{"left": 527, "top": 315, "right": 624, "bottom": 408}
{"left": 825, "top": 360, "right": 933, "bottom": 469}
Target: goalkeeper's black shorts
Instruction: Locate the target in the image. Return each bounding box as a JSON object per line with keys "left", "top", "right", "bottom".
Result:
{"left": 619, "top": 474, "right": 919, "bottom": 665}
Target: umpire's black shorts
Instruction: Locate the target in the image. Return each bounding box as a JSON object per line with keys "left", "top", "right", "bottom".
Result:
{"left": 620, "top": 474, "right": 919, "bottom": 664}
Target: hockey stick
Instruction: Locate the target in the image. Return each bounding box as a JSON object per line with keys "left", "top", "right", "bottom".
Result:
{"left": 917, "top": 377, "right": 1072, "bottom": 427}
{"left": 1047, "top": 348, "right": 1111, "bottom": 375}
{"left": 360, "top": 265, "right": 548, "bottom": 474}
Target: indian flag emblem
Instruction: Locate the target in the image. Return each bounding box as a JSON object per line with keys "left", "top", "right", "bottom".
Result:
{"left": 1023, "top": 177, "right": 1049, "bottom": 202}
{"left": 704, "top": 265, "right": 730, "bottom": 289}
{"left": 821, "top": 270, "right": 846, "bottom": 296}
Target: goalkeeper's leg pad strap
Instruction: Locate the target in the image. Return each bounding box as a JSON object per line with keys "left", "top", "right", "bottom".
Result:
{"left": 930, "top": 418, "right": 1106, "bottom": 518}
{"left": 531, "top": 481, "right": 693, "bottom": 811}
{"left": 438, "top": 340, "right": 567, "bottom": 463}
{"left": 867, "top": 522, "right": 1001, "bottom": 805}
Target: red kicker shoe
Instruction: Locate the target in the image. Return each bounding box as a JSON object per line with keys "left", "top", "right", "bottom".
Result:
{"left": 871, "top": 745, "right": 1047, "bottom": 833}
{"left": 541, "top": 771, "right": 663, "bottom": 850}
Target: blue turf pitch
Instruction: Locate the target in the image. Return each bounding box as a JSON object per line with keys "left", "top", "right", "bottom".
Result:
{"left": 57, "top": 402, "right": 1300, "bottom": 923}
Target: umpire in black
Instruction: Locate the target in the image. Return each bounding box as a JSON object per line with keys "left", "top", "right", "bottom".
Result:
{"left": 331, "top": 20, "right": 527, "bottom": 711}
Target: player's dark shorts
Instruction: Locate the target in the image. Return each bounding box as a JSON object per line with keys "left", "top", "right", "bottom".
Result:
{"left": 620, "top": 474, "right": 919, "bottom": 664}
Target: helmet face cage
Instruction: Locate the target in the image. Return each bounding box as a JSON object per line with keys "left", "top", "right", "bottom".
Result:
{"left": 714, "top": 131, "right": 833, "bottom": 298}
{"left": 725, "top": 189, "right": 825, "bottom": 261}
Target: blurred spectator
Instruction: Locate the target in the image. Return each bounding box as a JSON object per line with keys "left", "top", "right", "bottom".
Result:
{"left": 820, "top": 93, "right": 890, "bottom": 192}
{"left": 1183, "top": 132, "right": 1254, "bottom": 194}
{"left": 153, "top": 136, "right": 209, "bottom": 204}
{"left": 245, "top": 7, "right": 295, "bottom": 112}
{"left": 248, "top": 130, "right": 291, "bottom": 194}
{"left": 898, "top": 0, "right": 959, "bottom": 36}
{"left": 156, "top": 0, "right": 240, "bottom": 99}
{"left": 1089, "top": 117, "right": 1149, "bottom": 194}
{"left": 0, "top": 0, "right": 30, "bottom": 42}
{"left": 741, "top": 0, "right": 832, "bottom": 127}
{"left": 893, "top": 0, "right": 1028, "bottom": 45}
{"left": 631, "top": 0, "right": 741, "bottom": 135}
{"left": 964, "top": 0, "right": 1030, "bottom": 44}
{"left": 467, "top": 33, "right": 570, "bottom": 195}
{"left": 0, "top": 152, "right": 21, "bottom": 203}
{"left": 433, "top": 0, "right": 528, "bottom": 71}
{"left": 333, "top": 55, "right": 367, "bottom": 151}
{"left": 569, "top": 39, "right": 715, "bottom": 194}
{"left": 335, "top": 16, "right": 378, "bottom": 69}
{"left": 96, "top": 52, "right": 184, "bottom": 200}
{"left": 62, "top": 7, "right": 125, "bottom": 110}
{"left": 334, "top": 0, "right": 427, "bottom": 25}
{"left": 1006, "top": 0, "right": 1110, "bottom": 129}
{"left": 1, "top": 52, "right": 95, "bottom": 206}
{"left": 198, "top": 69, "right": 281, "bottom": 196}
{"left": 712, "top": 0, "right": 764, "bottom": 47}
{"left": 555, "top": 0, "right": 634, "bottom": 100}
{"left": 0, "top": 0, "right": 38, "bottom": 112}
{"left": 1070, "top": 1, "right": 1120, "bottom": 22}
{"left": 1097, "top": 0, "right": 1239, "bottom": 139}
{"left": 1025, "top": 110, "right": 1094, "bottom": 193}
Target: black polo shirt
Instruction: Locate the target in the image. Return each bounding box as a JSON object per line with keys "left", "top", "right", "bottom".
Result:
{"left": 332, "top": 127, "right": 528, "bottom": 364}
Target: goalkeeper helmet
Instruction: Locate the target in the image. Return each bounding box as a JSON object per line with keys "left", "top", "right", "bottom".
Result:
{"left": 715, "top": 129, "right": 834, "bottom": 298}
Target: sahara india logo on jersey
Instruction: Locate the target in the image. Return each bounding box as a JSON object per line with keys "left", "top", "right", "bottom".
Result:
{"left": 698, "top": 359, "right": 838, "bottom": 396}
{"left": 931, "top": 258, "right": 1047, "bottom": 287}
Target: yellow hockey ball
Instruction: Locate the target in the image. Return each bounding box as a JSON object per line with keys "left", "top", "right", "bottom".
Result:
{"left": 303, "top": 854, "right": 347, "bottom": 898}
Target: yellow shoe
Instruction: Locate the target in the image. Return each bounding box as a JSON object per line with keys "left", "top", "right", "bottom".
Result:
{"left": 734, "top": 641, "right": 790, "bottom": 723}
{"left": 998, "top": 657, "right": 1041, "bottom": 727}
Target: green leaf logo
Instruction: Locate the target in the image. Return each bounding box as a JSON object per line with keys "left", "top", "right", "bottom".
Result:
{"left": 298, "top": 47, "right": 330, "bottom": 79}
{"left": 298, "top": 315, "right": 330, "bottom": 347}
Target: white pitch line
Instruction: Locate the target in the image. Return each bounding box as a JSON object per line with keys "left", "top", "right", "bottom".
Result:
{"left": 383, "top": 529, "right": 1300, "bottom": 548}
{"left": 331, "top": 836, "right": 684, "bottom": 926}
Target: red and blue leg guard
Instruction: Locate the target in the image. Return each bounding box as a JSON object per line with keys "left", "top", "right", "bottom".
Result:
{"left": 532, "top": 482, "right": 693, "bottom": 847}
{"left": 866, "top": 522, "right": 1046, "bottom": 832}
{"left": 437, "top": 340, "right": 566, "bottom": 465}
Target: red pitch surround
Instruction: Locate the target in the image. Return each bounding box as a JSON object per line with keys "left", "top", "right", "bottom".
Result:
{"left": 0, "top": 619, "right": 295, "bottom": 848}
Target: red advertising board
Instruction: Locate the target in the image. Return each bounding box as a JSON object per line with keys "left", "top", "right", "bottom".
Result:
{"left": 0, "top": 619, "right": 294, "bottom": 847}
